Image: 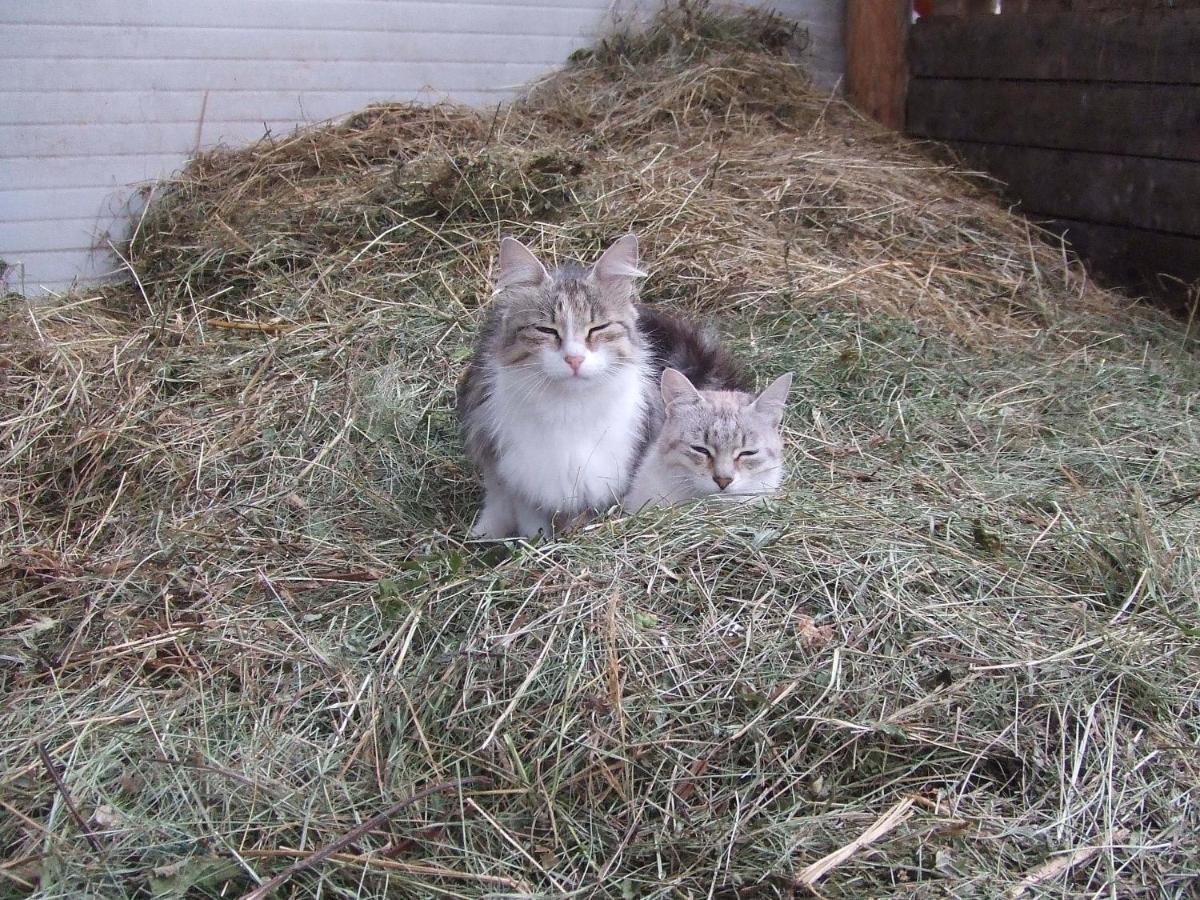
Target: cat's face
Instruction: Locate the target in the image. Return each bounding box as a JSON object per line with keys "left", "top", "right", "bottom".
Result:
{"left": 656, "top": 368, "right": 792, "bottom": 498}
{"left": 492, "top": 236, "right": 645, "bottom": 386}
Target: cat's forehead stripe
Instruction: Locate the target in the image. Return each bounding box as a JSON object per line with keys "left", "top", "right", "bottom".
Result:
{"left": 704, "top": 414, "right": 742, "bottom": 445}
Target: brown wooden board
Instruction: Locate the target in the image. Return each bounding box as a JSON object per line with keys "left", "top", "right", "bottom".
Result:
{"left": 908, "top": 80, "right": 1200, "bottom": 162}
{"left": 846, "top": 0, "right": 910, "bottom": 129}
{"left": 942, "top": 142, "right": 1200, "bottom": 237}
{"left": 995, "top": 0, "right": 1200, "bottom": 12}
{"left": 1043, "top": 218, "right": 1200, "bottom": 305}
{"left": 923, "top": 0, "right": 995, "bottom": 15}
{"left": 909, "top": 11, "right": 1200, "bottom": 83}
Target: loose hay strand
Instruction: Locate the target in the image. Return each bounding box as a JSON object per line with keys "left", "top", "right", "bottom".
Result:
{"left": 794, "top": 795, "right": 916, "bottom": 892}
{"left": 238, "top": 776, "right": 492, "bottom": 900}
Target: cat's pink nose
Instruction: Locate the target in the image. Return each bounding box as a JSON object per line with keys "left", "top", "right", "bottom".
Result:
{"left": 564, "top": 354, "right": 584, "bottom": 374}
{"left": 713, "top": 475, "right": 732, "bottom": 491}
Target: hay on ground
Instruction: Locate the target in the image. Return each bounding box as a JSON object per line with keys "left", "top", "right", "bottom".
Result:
{"left": 2, "top": 3, "right": 1198, "bottom": 897}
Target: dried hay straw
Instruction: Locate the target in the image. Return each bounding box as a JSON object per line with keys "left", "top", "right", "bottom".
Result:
{"left": 2, "top": 3, "right": 1198, "bottom": 897}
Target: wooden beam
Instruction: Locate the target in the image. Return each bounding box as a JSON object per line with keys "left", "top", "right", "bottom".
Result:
{"left": 910, "top": 10, "right": 1200, "bottom": 83}
{"left": 1011, "top": 1, "right": 1200, "bottom": 10}
{"left": 908, "top": 80, "right": 1200, "bottom": 162}
{"left": 923, "top": 0, "right": 995, "bottom": 15}
{"left": 943, "top": 142, "right": 1200, "bottom": 237}
{"left": 845, "top": 0, "right": 910, "bottom": 130}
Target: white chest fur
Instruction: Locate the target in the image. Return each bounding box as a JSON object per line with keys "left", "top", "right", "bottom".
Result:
{"left": 487, "top": 366, "right": 647, "bottom": 513}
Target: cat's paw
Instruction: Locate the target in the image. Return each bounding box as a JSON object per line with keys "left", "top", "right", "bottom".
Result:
{"left": 468, "top": 510, "right": 515, "bottom": 540}
{"left": 468, "top": 523, "right": 508, "bottom": 540}
{"left": 552, "top": 510, "right": 592, "bottom": 533}
{"left": 513, "top": 509, "right": 552, "bottom": 539}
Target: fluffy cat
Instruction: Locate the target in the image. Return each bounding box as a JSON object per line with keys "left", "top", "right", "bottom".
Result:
{"left": 623, "top": 367, "right": 792, "bottom": 511}
{"left": 457, "top": 234, "right": 743, "bottom": 538}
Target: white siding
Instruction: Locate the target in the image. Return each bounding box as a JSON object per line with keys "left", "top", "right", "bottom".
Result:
{"left": 0, "top": 0, "right": 843, "bottom": 295}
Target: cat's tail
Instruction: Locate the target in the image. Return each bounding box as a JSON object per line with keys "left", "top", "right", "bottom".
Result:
{"left": 636, "top": 306, "right": 749, "bottom": 392}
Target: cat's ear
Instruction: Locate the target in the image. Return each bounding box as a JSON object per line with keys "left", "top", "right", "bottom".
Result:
{"left": 590, "top": 234, "right": 647, "bottom": 284}
{"left": 495, "top": 237, "right": 550, "bottom": 293}
{"left": 661, "top": 367, "right": 702, "bottom": 412}
{"left": 750, "top": 372, "right": 793, "bottom": 427}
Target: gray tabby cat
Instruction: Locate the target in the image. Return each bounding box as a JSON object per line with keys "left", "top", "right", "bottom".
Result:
{"left": 457, "top": 234, "right": 744, "bottom": 538}
{"left": 623, "top": 367, "right": 792, "bottom": 511}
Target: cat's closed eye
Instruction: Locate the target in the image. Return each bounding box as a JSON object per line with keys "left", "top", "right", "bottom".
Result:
{"left": 689, "top": 444, "right": 711, "bottom": 457}
{"left": 737, "top": 449, "right": 758, "bottom": 459}
{"left": 587, "top": 322, "right": 616, "bottom": 338}
{"left": 531, "top": 325, "right": 560, "bottom": 338}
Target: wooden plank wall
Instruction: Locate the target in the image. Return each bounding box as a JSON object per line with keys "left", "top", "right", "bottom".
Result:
{"left": 907, "top": 5, "right": 1200, "bottom": 306}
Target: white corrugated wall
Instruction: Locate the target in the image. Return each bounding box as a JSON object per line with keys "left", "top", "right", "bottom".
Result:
{"left": 0, "top": 0, "right": 843, "bottom": 295}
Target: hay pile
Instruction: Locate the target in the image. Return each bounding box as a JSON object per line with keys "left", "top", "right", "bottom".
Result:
{"left": 3, "top": 4, "right": 1198, "bottom": 896}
